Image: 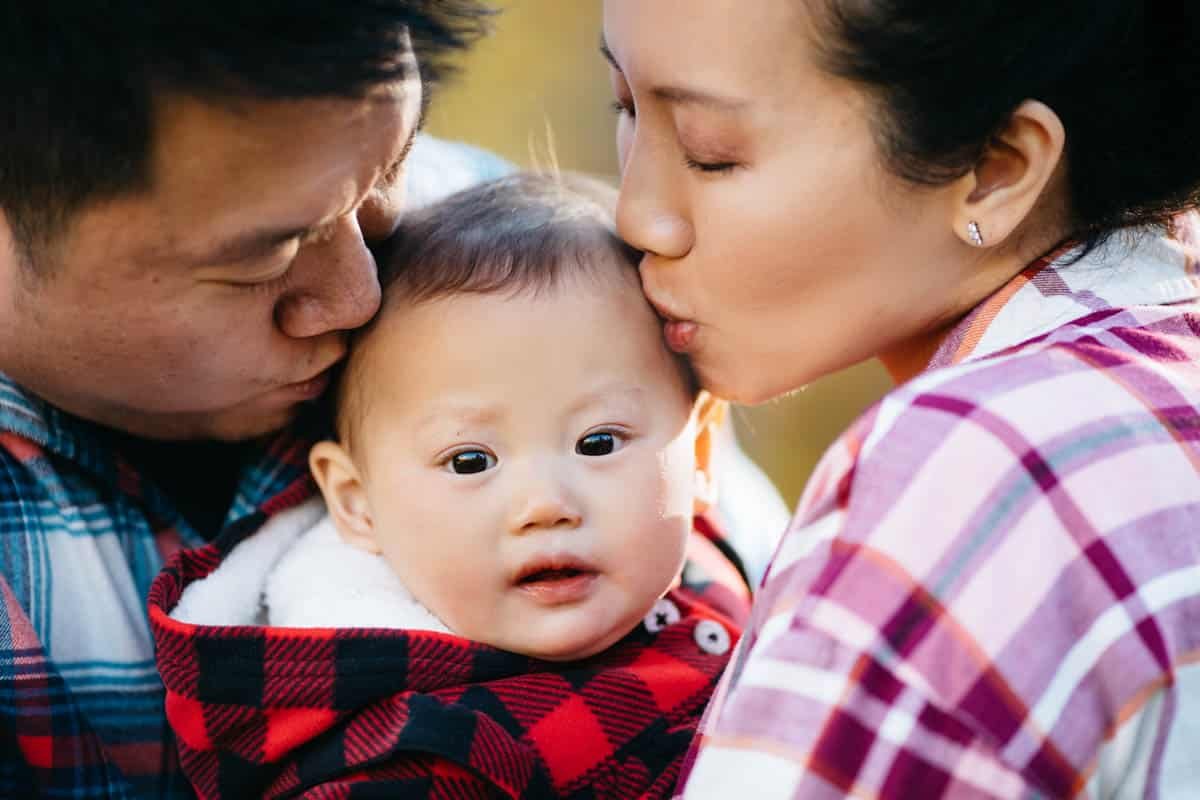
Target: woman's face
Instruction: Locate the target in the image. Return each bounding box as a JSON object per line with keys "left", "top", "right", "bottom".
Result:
{"left": 604, "top": 0, "right": 978, "bottom": 402}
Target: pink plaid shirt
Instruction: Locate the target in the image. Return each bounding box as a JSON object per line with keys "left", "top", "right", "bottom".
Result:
{"left": 680, "top": 219, "right": 1200, "bottom": 798}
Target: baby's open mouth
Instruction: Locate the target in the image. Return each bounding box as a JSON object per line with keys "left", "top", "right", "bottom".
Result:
{"left": 519, "top": 567, "right": 588, "bottom": 584}
{"left": 514, "top": 560, "right": 599, "bottom": 605}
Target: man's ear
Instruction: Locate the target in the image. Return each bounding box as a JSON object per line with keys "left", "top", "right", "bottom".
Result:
{"left": 692, "top": 391, "right": 727, "bottom": 515}
{"left": 309, "top": 440, "right": 380, "bottom": 554}
{"left": 952, "top": 100, "right": 1067, "bottom": 249}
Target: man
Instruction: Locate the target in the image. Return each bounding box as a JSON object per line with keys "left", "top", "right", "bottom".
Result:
{"left": 0, "top": 4, "right": 491, "bottom": 796}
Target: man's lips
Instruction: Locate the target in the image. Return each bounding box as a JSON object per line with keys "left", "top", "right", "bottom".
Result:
{"left": 279, "top": 346, "right": 346, "bottom": 400}
{"left": 281, "top": 365, "right": 336, "bottom": 400}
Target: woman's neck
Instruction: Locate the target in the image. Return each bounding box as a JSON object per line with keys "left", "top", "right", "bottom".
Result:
{"left": 877, "top": 231, "right": 1066, "bottom": 385}
{"left": 878, "top": 323, "right": 956, "bottom": 385}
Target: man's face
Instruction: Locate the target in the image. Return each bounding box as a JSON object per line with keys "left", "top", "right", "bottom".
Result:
{"left": 0, "top": 77, "right": 421, "bottom": 441}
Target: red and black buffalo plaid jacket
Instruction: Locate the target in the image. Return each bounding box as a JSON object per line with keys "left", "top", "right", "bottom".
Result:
{"left": 149, "top": 514, "right": 750, "bottom": 799}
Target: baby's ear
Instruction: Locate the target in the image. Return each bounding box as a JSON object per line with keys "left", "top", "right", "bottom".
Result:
{"left": 692, "top": 391, "right": 727, "bottom": 515}
{"left": 309, "top": 441, "right": 381, "bottom": 554}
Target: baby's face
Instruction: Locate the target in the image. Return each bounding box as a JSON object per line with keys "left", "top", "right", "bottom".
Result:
{"left": 337, "top": 264, "right": 700, "bottom": 660}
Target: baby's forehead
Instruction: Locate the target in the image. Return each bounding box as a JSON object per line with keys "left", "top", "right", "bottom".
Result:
{"left": 371, "top": 254, "right": 645, "bottom": 338}
{"left": 374, "top": 268, "right": 659, "bottom": 359}
{"left": 337, "top": 269, "right": 693, "bottom": 434}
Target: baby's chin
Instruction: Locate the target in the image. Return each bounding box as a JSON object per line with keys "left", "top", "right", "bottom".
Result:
{"left": 490, "top": 620, "right": 636, "bottom": 663}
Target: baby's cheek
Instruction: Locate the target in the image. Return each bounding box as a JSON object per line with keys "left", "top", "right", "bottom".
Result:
{"left": 387, "top": 555, "right": 468, "bottom": 627}
{"left": 657, "top": 436, "right": 701, "bottom": 517}
{"left": 636, "top": 516, "right": 691, "bottom": 601}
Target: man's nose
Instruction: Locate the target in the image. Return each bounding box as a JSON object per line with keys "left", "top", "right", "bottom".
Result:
{"left": 274, "top": 214, "right": 382, "bottom": 339}
{"left": 508, "top": 468, "right": 583, "bottom": 535}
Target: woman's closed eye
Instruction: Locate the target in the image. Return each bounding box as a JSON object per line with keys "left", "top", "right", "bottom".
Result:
{"left": 683, "top": 154, "right": 739, "bottom": 175}
{"left": 443, "top": 448, "right": 498, "bottom": 475}
{"left": 576, "top": 429, "right": 629, "bottom": 457}
{"left": 611, "top": 99, "right": 635, "bottom": 119}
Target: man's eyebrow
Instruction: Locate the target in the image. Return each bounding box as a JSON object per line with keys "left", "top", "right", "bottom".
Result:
{"left": 380, "top": 119, "right": 421, "bottom": 186}
{"left": 600, "top": 36, "right": 747, "bottom": 113}
{"left": 190, "top": 224, "right": 313, "bottom": 268}
{"left": 191, "top": 115, "right": 423, "bottom": 268}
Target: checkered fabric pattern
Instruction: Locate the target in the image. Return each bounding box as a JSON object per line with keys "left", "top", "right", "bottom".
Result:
{"left": 680, "top": 220, "right": 1200, "bottom": 798}
{"left": 150, "top": 516, "right": 748, "bottom": 800}
{"left": 0, "top": 378, "right": 320, "bottom": 799}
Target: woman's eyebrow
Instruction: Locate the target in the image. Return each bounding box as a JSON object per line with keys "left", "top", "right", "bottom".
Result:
{"left": 600, "top": 36, "right": 748, "bottom": 113}
{"left": 652, "top": 86, "right": 748, "bottom": 112}
{"left": 599, "top": 36, "right": 620, "bottom": 72}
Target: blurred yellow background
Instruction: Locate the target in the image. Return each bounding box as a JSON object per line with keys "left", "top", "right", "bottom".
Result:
{"left": 427, "top": 0, "right": 891, "bottom": 506}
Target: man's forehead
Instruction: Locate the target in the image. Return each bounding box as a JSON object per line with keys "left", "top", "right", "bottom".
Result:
{"left": 125, "top": 82, "right": 419, "bottom": 266}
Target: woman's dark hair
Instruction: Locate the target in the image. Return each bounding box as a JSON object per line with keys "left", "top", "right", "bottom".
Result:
{"left": 816, "top": 1, "right": 1200, "bottom": 244}
{"left": 0, "top": 1, "right": 493, "bottom": 269}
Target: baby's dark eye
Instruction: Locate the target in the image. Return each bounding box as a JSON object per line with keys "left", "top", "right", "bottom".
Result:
{"left": 577, "top": 432, "right": 618, "bottom": 457}
{"left": 448, "top": 450, "right": 496, "bottom": 475}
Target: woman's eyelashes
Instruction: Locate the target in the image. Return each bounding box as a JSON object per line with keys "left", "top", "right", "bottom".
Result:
{"left": 611, "top": 99, "right": 635, "bottom": 119}
{"left": 682, "top": 154, "right": 739, "bottom": 175}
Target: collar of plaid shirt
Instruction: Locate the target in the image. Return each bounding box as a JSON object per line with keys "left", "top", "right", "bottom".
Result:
{"left": 0, "top": 382, "right": 323, "bottom": 543}
{"left": 150, "top": 516, "right": 746, "bottom": 800}
{"left": 931, "top": 214, "right": 1200, "bottom": 368}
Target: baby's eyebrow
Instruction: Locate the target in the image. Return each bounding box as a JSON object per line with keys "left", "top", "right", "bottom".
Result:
{"left": 415, "top": 402, "right": 504, "bottom": 434}
{"left": 566, "top": 385, "right": 645, "bottom": 416}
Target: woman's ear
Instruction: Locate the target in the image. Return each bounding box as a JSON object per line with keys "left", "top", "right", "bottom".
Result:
{"left": 952, "top": 100, "right": 1067, "bottom": 250}
{"left": 692, "top": 391, "right": 727, "bottom": 515}
{"left": 309, "top": 440, "right": 380, "bottom": 554}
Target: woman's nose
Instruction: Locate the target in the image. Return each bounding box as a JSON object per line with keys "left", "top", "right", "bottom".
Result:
{"left": 273, "top": 214, "right": 382, "bottom": 339}
{"left": 615, "top": 137, "right": 693, "bottom": 261}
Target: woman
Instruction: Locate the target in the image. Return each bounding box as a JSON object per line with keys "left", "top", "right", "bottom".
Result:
{"left": 603, "top": 1, "right": 1200, "bottom": 797}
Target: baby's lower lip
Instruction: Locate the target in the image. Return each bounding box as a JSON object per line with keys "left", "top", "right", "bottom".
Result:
{"left": 664, "top": 320, "right": 698, "bottom": 353}
{"left": 516, "top": 571, "right": 598, "bottom": 606}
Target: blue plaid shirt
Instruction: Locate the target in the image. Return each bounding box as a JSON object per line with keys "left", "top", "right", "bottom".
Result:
{"left": 0, "top": 373, "right": 321, "bottom": 798}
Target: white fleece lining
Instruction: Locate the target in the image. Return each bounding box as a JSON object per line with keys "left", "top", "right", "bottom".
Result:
{"left": 170, "top": 496, "right": 450, "bottom": 633}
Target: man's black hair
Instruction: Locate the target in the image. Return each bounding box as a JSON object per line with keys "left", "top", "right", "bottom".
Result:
{"left": 0, "top": 1, "right": 492, "bottom": 268}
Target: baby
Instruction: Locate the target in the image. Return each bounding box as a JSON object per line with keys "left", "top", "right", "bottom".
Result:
{"left": 153, "top": 173, "right": 750, "bottom": 799}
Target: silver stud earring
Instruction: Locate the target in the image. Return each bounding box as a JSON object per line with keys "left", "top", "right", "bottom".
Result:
{"left": 967, "top": 221, "right": 985, "bottom": 247}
